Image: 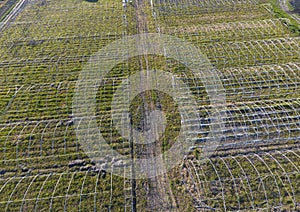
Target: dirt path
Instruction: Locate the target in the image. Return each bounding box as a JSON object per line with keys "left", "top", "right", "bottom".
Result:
{"left": 0, "top": 0, "right": 17, "bottom": 20}
{"left": 132, "top": 0, "right": 178, "bottom": 211}
{"left": 278, "top": 0, "right": 300, "bottom": 24}
{"left": 0, "top": 0, "right": 28, "bottom": 31}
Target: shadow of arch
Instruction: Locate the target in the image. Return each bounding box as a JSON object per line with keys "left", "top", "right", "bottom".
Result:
{"left": 84, "top": 0, "right": 98, "bottom": 2}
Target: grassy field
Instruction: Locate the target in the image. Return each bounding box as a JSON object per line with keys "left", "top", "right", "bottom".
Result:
{"left": 0, "top": 0, "right": 300, "bottom": 211}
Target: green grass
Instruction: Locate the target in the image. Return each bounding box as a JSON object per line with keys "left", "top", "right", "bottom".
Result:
{"left": 269, "top": 0, "right": 300, "bottom": 35}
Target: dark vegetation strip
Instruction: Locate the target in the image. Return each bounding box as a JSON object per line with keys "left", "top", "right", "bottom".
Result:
{"left": 270, "top": 0, "right": 300, "bottom": 35}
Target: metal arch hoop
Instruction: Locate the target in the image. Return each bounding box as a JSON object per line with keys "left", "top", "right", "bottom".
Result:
{"left": 72, "top": 33, "right": 226, "bottom": 179}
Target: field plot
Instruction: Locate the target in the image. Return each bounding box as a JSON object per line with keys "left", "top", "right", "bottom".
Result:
{"left": 0, "top": 0, "right": 300, "bottom": 211}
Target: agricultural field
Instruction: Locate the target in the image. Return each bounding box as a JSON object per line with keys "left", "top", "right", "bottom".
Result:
{"left": 0, "top": 0, "right": 299, "bottom": 211}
